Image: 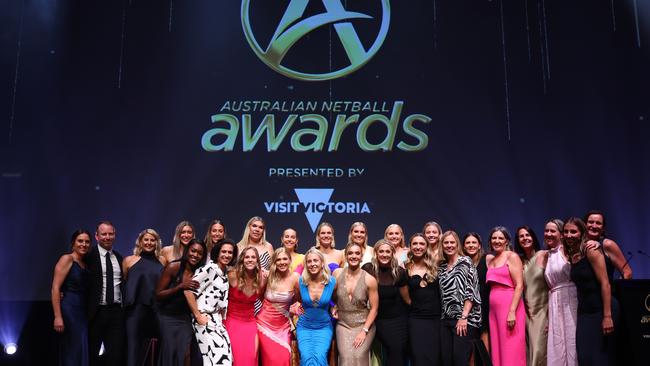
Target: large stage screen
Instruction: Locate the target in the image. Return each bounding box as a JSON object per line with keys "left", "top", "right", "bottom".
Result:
{"left": 1, "top": 0, "right": 649, "bottom": 300}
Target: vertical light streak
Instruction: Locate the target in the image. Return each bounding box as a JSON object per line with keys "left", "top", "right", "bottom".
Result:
{"left": 8, "top": 0, "right": 25, "bottom": 143}
{"left": 499, "top": 0, "right": 512, "bottom": 141}
{"left": 117, "top": 4, "right": 127, "bottom": 89}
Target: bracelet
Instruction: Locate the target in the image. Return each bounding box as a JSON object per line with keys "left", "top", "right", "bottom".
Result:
{"left": 362, "top": 327, "right": 369, "bottom": 333}
{"left": 460, "top": 315, "right": 468, "bottom": 320}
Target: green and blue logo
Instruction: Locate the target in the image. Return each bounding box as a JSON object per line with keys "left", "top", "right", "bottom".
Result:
{"left": 241, "top": 0, "right": 391, "bottom": 81}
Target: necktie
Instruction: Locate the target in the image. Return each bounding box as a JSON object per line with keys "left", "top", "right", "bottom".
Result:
{"left": 105, "top": 252, "right": 114, "bottom": 304}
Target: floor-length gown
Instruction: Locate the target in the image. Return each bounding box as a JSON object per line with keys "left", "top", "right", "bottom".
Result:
{"left": 486, "top": 260, "right": 525, "bottom": 366}
{"left": 224, "top": 285, "right": 258, "bottom": 366}
{"left": 296, "top": 276, "right": 337, "bottom": 366}
{"left": 124, "top": 253, "right": 162, "bottom": 366}
{"left": 335, "top": 269, "right": 375, "bottom": 366}
{"left": 257, "top": 289, "right": 294, "bottom": 366}
{"left": 523, "top": 252, "right": 548, "bottom": 366}
{"left": 59, "top": 261, "right": 90, "bottom": 366}
{"left": 571, "top": 250, "right": 618, "bottom": 366}
{"left": 157, "top": 265, "right": 195, "bottom": 366}
{"left": 361, "top": 263, "right": 409, "bottom": 366}
{"left": 544, "top": 246, "right": 577, "bottom": 366}
{"left": 407, "top": 274, "right": 442, "bottom": 366}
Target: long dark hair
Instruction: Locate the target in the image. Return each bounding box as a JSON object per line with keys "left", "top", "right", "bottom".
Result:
{"left": 70, "top": 229, "right": 92, "bottom": 248}
{"left": 513, "top": 225, "right": 541, "bottom": 257}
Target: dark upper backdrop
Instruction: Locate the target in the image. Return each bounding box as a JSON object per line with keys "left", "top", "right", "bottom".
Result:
{"left": 1, "top": 0, "right": 648, "bottom": 300}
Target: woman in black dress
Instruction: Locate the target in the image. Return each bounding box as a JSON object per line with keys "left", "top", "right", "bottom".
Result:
{"left": 362, "top": 239, "right": 411, "bottom": 366}
{"left": 406, "top": 233, "right": 442, "bottom": 366}
{"left": 155, "top": 239, "right": 206, "bottom": 366}
{"left": 122, "top": 229, "right": 165, "bottom": 366}
{"left": 51, "top": 229, "right": 91, "bottom": 366}
{"left": 565, "top": 217, "right": 617, "bottom": 366}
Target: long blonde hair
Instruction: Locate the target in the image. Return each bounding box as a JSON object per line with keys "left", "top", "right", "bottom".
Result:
{"left": 234, "top": 246, "right": 262, "bottom": 293}
{"left": 440, "top": 230, "right": 463, "bottom": 262}
{"left": 405, "top": 233, "right": 439, "bottom": 282}
{"left": 347, "top": 222, "right": 368, "bottom": 249}
{"left": 268, "top": 247, "right": 291, "bottom": 291}
{"left": 172, "top": 221, "right": 194, "bottom": 259}
{"left": 237, "top": 216, "right": 270, "bottom": 253}
{"left": 370, "top": 239, "right": 401, "bottom": 285}
{"left": 423, "top": 221, "right": 443, "bottom": 254}
{"left": 301, "top": 248, "right": 331, "bottom": 285}
{"left": 384, "top": 224, "right": 406, "bottom": 248}
{"left": 315, "top": 222, "right": 336, "bottom": 249}
{"left": 133, "top": 228, "right": 162, "bottom": 257}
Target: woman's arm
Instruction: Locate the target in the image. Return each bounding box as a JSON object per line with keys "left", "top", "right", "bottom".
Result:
{"left": 155, "top": 263, "right": 198, "bottom": 301}
{"left": 122, "top": 255, "right": 138, "bottom": 280}
{"left": 456, "top": 299, "right": 474, "bottom": 336}
{"left": 184, "top": 290, "right": 207, "bottom": 324}
{"left": 456, "top": 260, "right": 478, "bottom": 336}
{"left": 585, "top": 247, "right": 614, "bottom": 334}
{"left": 603, "top": 239, "right": 632, "bottom": 279}
{"left": 51, "top": 255, "right": 73, "bottom": 333}
{"left": 337, "top": 250, "right": 345, "bottom": 267}
{"left": 506, "top": 253, "right": 524, "bottom": 329}
{"left": 399, "top": 285, "right": 411, "bottom": 306}
{"left": 353, "top": 275, "right": 379, "bottom": 348}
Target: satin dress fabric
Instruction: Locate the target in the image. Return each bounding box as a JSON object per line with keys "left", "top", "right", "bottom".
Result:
{"left": 523, "top": 252, "right": 549, "bottom": 366}
{"left": 544, "top": 247, "right": 578, "bottom": 366}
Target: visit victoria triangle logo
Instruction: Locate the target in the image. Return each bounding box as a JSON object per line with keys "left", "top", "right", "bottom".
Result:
{"left": 294, "top": 189, "right": 334, "bottom": 230}
{"left": 264, "top": 189, "right": 371, "bottom": 231}
{"left": 241, "top": 0, "right": 391, "bottom": 81}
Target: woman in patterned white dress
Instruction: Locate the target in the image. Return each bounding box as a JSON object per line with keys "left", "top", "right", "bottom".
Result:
{"left": 185, "top": 239, "right": 238, "bottom": 366}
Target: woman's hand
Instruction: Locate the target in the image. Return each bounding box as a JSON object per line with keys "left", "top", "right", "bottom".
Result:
{"left": 179, "top": 279, "right": 199, "bottom": 291}
{"left": 195, "top": 313, "right": 209, "bottom": 326}
{"left": 456, "top": 318, "right": 468, "bottom": 336}
{"left": 330, "top": 306, "right": 338, "bottom": 320}
{"left": 507, "top": 310, "right": 516, "bottom": 330}
{"left": 290, "top": 302, "right": 304, "bottom": 316}
{"left": 602, "top": 315, "right": 614, "bottom": 335}
{"left": 353, "top": 330, "right": 367, "bottom": 348}
{"left": 53, "top": 316, "right": 64, "bottom": 333}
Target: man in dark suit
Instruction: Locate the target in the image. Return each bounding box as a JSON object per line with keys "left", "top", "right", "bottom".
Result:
{"left": 87, "top": 220, "right": 125, "bottom": 365}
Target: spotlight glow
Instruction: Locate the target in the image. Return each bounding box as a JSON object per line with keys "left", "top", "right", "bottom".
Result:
{"left": 4, "top": 343, "right": 17, "bottom": 355}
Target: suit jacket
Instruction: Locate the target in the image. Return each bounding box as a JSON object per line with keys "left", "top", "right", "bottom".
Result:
{"left": 86, "top": 245, "right": 123, "bottom": 319}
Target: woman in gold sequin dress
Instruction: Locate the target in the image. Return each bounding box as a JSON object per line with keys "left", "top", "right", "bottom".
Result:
{"left": 332, "top": 242, "right": 379, "bottom": 366}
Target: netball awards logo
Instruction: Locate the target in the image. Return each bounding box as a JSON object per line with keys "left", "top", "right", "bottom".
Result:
{"left": 241, "top": 0, "right": 391, "bottom": 81}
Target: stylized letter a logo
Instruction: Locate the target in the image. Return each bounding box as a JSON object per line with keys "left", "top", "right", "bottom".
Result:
{"left": 242, "top": 0, "right": 391, "bottom": 81}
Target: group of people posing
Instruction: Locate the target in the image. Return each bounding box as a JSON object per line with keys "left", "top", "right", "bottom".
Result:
{"left": 51, "top": 210, "right": 631, "bottom": 366}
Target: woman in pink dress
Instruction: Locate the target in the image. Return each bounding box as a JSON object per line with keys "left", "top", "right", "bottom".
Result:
{"left": 257, "top": 247, "right": 300, "bottom": 366}
{"left": 225, "top": 246, "right": 267, "bottom": 366}
{"left": 486, "top": 226, "right": 525, "bottom": 366}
